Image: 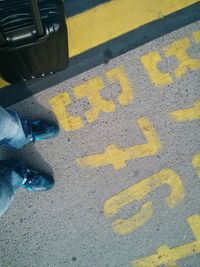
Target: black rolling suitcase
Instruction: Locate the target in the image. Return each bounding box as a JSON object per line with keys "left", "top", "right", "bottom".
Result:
{"left": 0, "top": 0, "right": 69, "bottom": 83}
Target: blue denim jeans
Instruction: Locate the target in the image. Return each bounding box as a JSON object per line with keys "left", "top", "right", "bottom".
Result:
{"left": 0, "top": 106, "right": 31, "bottom": 217}
{"left": 0, "top": 105, "right": 32, "bottom": 149}
{"left": 0, "top": 160, "right": 28, "bottom": 217}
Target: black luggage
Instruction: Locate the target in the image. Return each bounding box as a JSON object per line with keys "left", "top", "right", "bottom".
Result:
{"left": 0, "top": 0, "right": 69, "bottom": 83}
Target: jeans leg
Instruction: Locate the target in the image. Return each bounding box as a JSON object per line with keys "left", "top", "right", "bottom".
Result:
{"left": 0, "top": 176, "right": 14, "bottom": 217}
{"left": 0, "top": 106, "right": 32, "bottom": 149}
{"left": 0, "top": 160, "right": 26, "bottom": 216}
{"left": 0, "top": 160, "right": 27, "bottom": 188}
{"left": 0, "top": 160, "right": 27, "bottom": 217}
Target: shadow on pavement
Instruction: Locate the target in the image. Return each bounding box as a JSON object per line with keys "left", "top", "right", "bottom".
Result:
{"left": 0, "top": 96, "right": 59, "bottom": 177}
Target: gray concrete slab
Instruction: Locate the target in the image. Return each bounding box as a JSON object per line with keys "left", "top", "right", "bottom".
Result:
{"left": 0, "top": 21, "right": 200, "bottom": 267}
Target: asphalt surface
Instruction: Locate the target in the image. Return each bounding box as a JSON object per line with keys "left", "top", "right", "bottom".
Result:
{"left": 0, "top": 21, "right": 200, "bottom": 267}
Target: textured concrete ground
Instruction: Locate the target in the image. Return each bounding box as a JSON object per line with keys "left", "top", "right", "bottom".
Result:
{"left": 0, "top": 21, "right": 200, "bottom": 267}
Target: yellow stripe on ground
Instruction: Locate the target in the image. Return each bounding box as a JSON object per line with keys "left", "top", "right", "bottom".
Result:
{"left": 0, "top": 0, "right": 198, "bottom": 87}
{"left": 68, "top": 0, "right": 199, "bottom": 57}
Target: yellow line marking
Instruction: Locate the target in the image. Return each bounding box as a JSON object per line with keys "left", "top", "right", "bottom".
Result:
{"left": 68, "top": 0, "right": 199, "bottom": 57}
{"left": 50, "top": 66, "right": 134, "bottom": 130}
{"left": 112, "top": 202, "right": 153, "bottom": 236}
{"left": 104, "top": 168, "right": 184, "bottom": 235}
{"left": 141, "top": 36, "right": 200, "bottom": 87}
{"left": 193, "top": 30, "right": 200, "bottom": 42}
{"left": 77, "top": 117, "right": 161, "bottom": 170}
{"left": 106, "top": 67, "right": 134, "bottom": 106}
{"left": 131, "top": 214, "right": 200, "bottom": 266}
{"left": 192, "top": 153, "right": 200, "bottom": 178}
{"left": 141, "top": 51, "right": 173, "bottom": 87}
{"left": 164, "top": 37, "right": 200, "bottom": 78}
{"left": 170, "top": 100, "right": 200, "bottom": 121}
{"left": 73, "top": 67, "right": 133, "bottom": 124}
{"left": 73, "top": 77, "right": 116, "bottom": 123}
{"left": 49, "top": 92, "right": 84, "bottom": 131}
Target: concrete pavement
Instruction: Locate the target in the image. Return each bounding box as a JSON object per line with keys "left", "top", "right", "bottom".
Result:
{"left": 0, "top": 21, "right": 200, "bottom": 267}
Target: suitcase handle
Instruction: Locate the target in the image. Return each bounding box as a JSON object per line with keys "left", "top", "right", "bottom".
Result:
{"left": 0, "top": 0, "right": 44, "bottom": 47}
{"left": 29, "top": 0, "right": 45, "bottom": 37}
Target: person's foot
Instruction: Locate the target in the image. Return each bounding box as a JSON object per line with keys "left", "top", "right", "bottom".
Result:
{"left": 22, "top": 168, "right": 54, "bottom": 191}
{"left": 29, "top": 120, "right": 59, "bottom": 142}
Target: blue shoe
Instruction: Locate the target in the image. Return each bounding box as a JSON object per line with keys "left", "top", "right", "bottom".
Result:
{"left": 22, "top": 168, "right": 54, "bottom": 191}
{"left": 29, "top": 120, "right": 60, "bottom": 142}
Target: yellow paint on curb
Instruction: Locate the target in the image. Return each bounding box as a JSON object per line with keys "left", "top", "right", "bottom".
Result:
{"left": 68, "top": 0, "right": 199, "bottom": 57}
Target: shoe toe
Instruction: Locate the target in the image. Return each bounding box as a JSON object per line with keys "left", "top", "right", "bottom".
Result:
{"left": 31, "top": 120, "right": 60, "bottom": 141}
{"left": 24, "top": 170, "right": 54, "bottom": 191}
